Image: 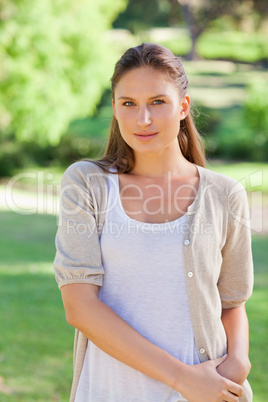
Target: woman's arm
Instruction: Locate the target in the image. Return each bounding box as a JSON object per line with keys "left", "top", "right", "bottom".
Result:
{"left": 217, "top": 305, "right": 251, "bottom": 385}
{"left": 62, "top": 283, "right": 243, "bottom": 402}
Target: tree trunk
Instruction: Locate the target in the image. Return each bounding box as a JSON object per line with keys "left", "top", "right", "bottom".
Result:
{"left": 179, "top": 2, "right": 201, "bottom": 60}
{"left": 188, "top": 30, "right": 200, "bottom": 60}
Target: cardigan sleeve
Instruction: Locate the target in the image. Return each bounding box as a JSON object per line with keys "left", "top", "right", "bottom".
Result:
{"left": 53, "top": 162, "right": 105, "bottom": 289}
{"left": 218, "top": 182, "right": 254, "bottom": 309}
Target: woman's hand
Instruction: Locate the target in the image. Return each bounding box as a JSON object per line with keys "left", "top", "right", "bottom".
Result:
{"left": 177, "top": 356, "right": 243, "bottom": 402}
{"left": 216, "top": 354, "right": 251, "bottom": 386}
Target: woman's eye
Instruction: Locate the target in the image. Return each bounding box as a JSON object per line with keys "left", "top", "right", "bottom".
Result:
{"left": 152, "top": 99, "right": 164, "bottom": 105}
{"left": 123, "top": 101, "right": 135, "bottom": 106}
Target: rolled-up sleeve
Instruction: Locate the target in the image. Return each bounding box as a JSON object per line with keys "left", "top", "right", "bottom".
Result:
{"left": 53, "top": 162, "right": 105, "bottom": 289}
{"left": 218, "top": 182, "right": 254, "bottom": 309}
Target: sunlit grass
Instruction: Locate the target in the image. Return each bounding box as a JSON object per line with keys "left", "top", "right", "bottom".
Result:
{"left": 153, "top": 28, "right": 268, "bottom": 63}
{"left": 197, "top": 31, "right": 268, "bottom": 63}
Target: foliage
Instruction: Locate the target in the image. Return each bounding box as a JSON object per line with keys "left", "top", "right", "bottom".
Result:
{"left": 0, "top": 88, "right": 113, "bottom": 177}
{"left": 0, "top": 0, "right": 127, "bottom": 146}
{"left": 241, "top": 79, "right": 268, "bottom": 161}
{"left": 202, "top": 106, "right": 268, "bottom": 162}
{"left": 113, "top": 0, "right": 182, "bottom": 33}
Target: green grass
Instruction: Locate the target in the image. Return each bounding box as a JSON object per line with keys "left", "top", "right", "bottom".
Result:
{"left": 0, "top": 212, "right": 73, "bottom": 401}
{"left": 247, "top": 235, "right": 268, "bottom": 401}
{"left": 152, "top": 28, "right": 268, "bottom": 63}
{"left": 0, "top": 209, "right": 267, "bottom": 400}
{"left": 157, "top": 35, "right": 192, "bottom": 57}
{"left": 197, "top": 31, "right": 268, "bottom": 63}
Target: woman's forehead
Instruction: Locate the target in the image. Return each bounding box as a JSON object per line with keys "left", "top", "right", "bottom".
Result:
{"left": 114, "top": 67, "right": 176, "bottom": 97}
{"left": 118, "top": 66, "right": 171, "bottom": 82}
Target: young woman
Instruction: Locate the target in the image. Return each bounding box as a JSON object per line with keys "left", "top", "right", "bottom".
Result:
{"left": 54, "top": 43, "right": 254, "bottom": 402}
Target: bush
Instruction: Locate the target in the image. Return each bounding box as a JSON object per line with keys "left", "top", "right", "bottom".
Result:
{"left": 0, "top": 136, "right": 26, "bottom": 177}
{"left": 243, "top": 79, "right": 268, "bottom": 160}
{"left": 0, "top": 131, "right": 104, "bottom": 178}
{"left": 0, "top": 0, "right": 127, "bottom": 147}
{"left": 202, "top": 105, "right": 268, "bottom": 162}
{"left": 0, "top": 134, "right": 56, "bottom": 177}
{"left": 244, "top": 79, "right": 268, "bottom": 134}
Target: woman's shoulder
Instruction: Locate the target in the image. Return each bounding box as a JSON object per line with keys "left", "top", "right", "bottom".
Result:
{"left": 197, "top": 165, "right": 250, "bottom": 220}
{"left": 63, "top": 159, "right": 106, "bottom": 175}
{"left": 61, "top": 160, "right": 109, "bottom": 189}
{"left": 197, "top": 164, "right": 246, "bottom": 197}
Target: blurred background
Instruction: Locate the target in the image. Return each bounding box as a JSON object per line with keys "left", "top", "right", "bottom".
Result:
{"left": 0, "top": 0, "right": 267, "bottom": 400}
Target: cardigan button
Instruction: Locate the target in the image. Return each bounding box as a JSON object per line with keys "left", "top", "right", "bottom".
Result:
{"left": 199, "top": 348, "right": 205, "bottom": 354}
{"left": 184, "top": 239, "right": 190, "bottom": 246}
{"left": 188, "top": 272, "right": 193, "bottom": 278}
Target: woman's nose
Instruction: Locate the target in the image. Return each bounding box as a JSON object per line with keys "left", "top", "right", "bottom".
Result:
{"left": 137, "top": 106, "right": 152, "bottom": 127}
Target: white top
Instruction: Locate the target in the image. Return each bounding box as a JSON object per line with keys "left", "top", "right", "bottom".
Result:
{"left": 75, "top": 172, "right": 200, "bottom": 402}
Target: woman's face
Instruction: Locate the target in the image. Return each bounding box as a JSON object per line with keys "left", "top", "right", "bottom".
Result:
{"left": 112, "top": 66, "right": 190, "bottom": 158}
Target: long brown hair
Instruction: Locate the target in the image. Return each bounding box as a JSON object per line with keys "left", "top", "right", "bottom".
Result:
{"left": 92, "top": 43, "right": 206, "bottom": 172}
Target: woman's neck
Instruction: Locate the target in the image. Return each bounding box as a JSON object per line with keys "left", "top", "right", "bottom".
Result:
{"left": 129, "top": 149, "right": 194, "bottom": 179}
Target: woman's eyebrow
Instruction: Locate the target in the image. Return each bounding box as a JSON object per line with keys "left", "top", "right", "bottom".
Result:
{"left": 117, "top": 96, "right": 135, "bottom": 100}
{"left": 117, "top": 94, "right": 167, "bottom": 101}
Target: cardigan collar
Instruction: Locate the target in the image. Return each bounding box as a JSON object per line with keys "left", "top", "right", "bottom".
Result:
{"left": 187, "top": 164, "right": 212, "bottom": 216}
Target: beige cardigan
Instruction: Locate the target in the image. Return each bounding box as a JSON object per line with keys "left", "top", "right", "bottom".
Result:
{"left": 53, "top": 161, "right": 254, "bottom": 401}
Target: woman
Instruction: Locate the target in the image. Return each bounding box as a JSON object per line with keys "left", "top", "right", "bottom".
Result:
{"left": 54, "top": 43, "right": 254, "bottom": 402}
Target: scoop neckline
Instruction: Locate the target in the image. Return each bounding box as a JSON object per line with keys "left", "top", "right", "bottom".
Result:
{"left": 113, "top": 164, "right": 202, "bottom": 227}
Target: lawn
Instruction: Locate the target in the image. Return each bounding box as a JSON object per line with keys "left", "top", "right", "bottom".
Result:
{"left": 0, "top": 208, "right": 267, "bottom": 400}
{"left": 150, "top": 28, "right": 268, "bottom": 63}
{"left": 0, "top": 212, "right": 73, "bottom": 401}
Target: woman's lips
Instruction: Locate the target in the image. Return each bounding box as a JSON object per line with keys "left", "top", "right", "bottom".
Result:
{"left": 133, "top": 132, "right": 158, "bottom": 141}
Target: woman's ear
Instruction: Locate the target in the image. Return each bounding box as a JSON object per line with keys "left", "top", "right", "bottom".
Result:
{"left": 179, "top": 95, "right": 191, "bottom": 120}
{"left": 112, "top": 99, "right": 117, "bottom": 119}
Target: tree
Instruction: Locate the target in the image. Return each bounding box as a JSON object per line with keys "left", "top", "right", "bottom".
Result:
{"left": 0, "top": 0, "right": 127, "bottom": 146}
{"left": 113, "top": 0, "right": 182, "bottom": 33}
{"left": 173, "top": 0, "right": 268, "bottom": 60}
